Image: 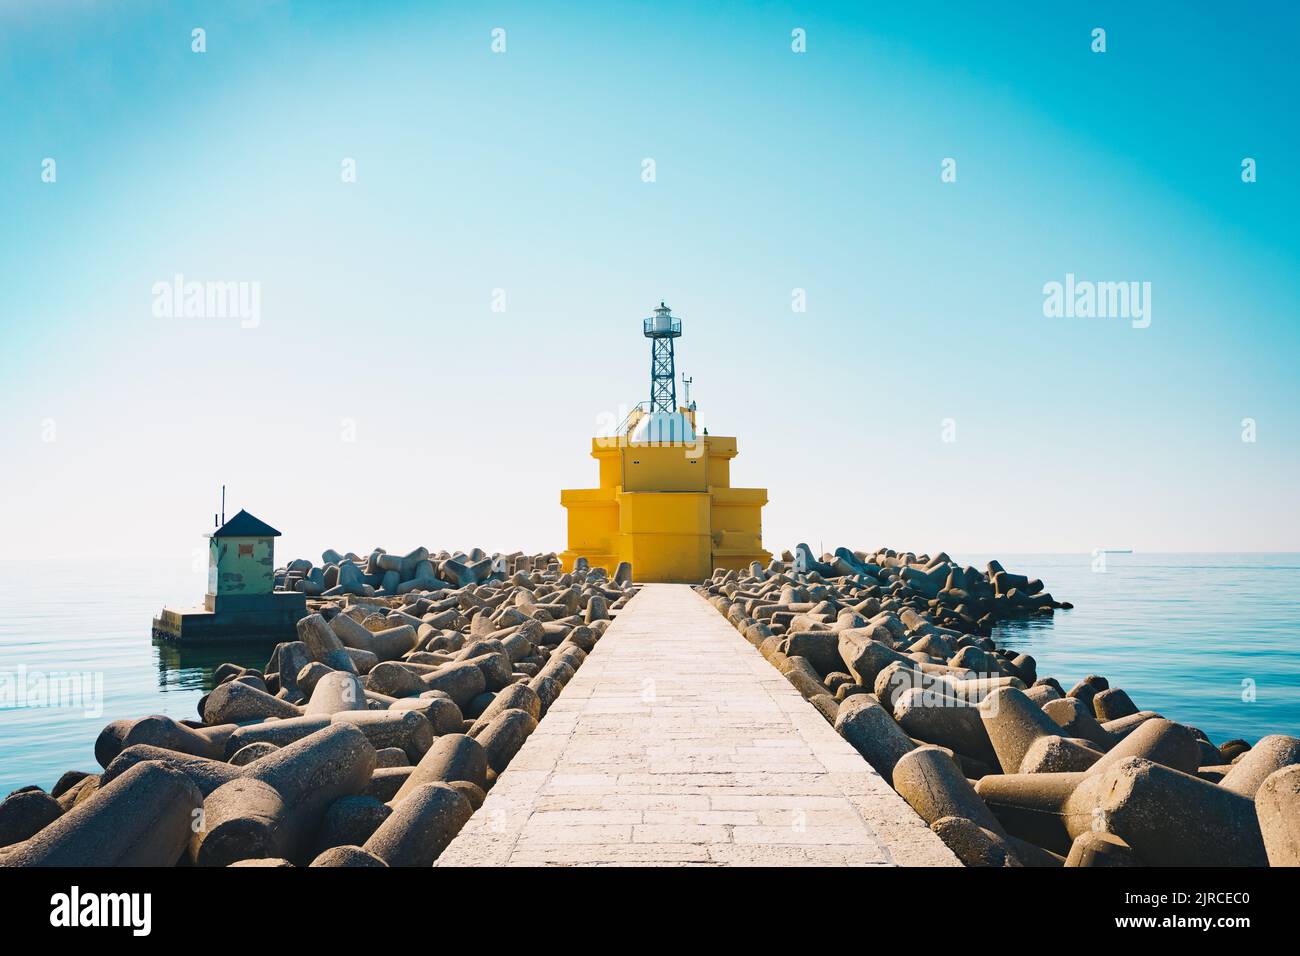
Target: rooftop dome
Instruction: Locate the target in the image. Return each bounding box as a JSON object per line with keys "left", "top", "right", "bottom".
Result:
{"left": 628, "top": 410, "right": 696, "bottom": 445}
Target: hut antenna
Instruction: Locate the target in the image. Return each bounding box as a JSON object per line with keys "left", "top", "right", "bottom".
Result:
{"left": 221, "top": 485, "right": 226, "bottom": 526}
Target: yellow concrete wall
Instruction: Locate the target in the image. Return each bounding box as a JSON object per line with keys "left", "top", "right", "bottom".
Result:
{"left": 560, "top": 488, "right": 618, "bottom": 556}
{"left": 705, "top": 436, "right": 736, "bottom": 488}
{"left": 711, "top": 486, "right": 767, "bottom": 537}
{"left": 562, "top": 432, "right": 769, "bottom": 582}
{"left": 619, "top": 491, "right": 710, "bottom": 533}
{"left": 623, "top": 531, "right": 712, "bottom": 583}
{"left": 594, "top": 444, "right": 622, "bottom": 489}
{"left": 621, "top": 445, "right": 708, "bottom": 492}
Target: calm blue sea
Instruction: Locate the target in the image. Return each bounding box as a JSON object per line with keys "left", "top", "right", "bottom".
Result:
{"left": 1, "top": 554, "right": 1297, "bottom": 794}
{"left": 969, "top": 553, "right": 1300, "bottom": 750}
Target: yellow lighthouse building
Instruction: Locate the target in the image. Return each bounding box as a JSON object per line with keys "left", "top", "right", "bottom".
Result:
{"left": 559, "top": 303, "right": 771, "bottom": 583}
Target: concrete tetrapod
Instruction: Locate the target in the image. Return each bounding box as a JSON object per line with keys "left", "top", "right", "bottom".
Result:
{"left": 1018, "top": 735, "right": 1103, "bottom": 774}
{"left": 891, "top": 746, "right": 1006, "bottom": 834}
{"left": 303, "top": 671, "right": 368, "bottom": 716}
{"left": 1, "top": 761, "right": 202, "bottom": 867}
{"left": 204, "top": 680, "right": 302, "bottom": 724}
{"left": 894, "top": 688, "right": 996, "bottom": 765}
{"left": 929, "top": 816, "right": 1022, "bottom": 868}
{"left": 442, "top": 556, "right": 492, "bottom": 588}
{"left": 1092, "top": 688, "right": 1138, "bottom": 721}
{"left": 1065, "top": 832, "right": 1140, "bottom": 867}
{"left": 978, "top": 686, "right": 1066, "bottom": 774}
{"left": 467, "top": 682, "right": 542, "bottom": 738}
{"left": 1218, "top": 734, "right": 1300, "bottom": 799}
{"left": 273, "top": 642, "right": 313, "bottom": 702}
{"left": 330, "top": 613, "right": 417, "bottom": 661}
{"left": 1042, "top": 697, "right": 1115, "bottom": 750}
{"left": 365, "top": 768, "right": 415, "bottom": 801}
{"left": 328, "top": 710, "right": 434, "bottom": 763}
{"left": 296, "top": 662, "right": 333, "bottom": 698}
{"left": 1099, "top": 711, "right": 1159, "bottom": 741}
{"left": 190, "top": 723, "right": 376, "bottom": 867}
{"left": 0, "top": 790, "right": 64, "bottom": 848}
{"left": 296, "top": 613, "right": 358, "bottom": 673}
{"left": 1255, "top": 764, "right": 1300, "bottom": 866}
{"left": 1087, "top": 717, "right": 1201, "bottom": 777}
{"left": 477, "top": 708, "right": 539, "bottom": 774}
{"left": 122, "top": 715, "right": 235, "bottom": 760}
{"left": 229, "top": 857, "right": 294, "bottom": 867}
{"left": 345, "top": 647, "right": 379, "bottom": 675}
{"left": 971, "top": 717, "right": 1212, "bottom": 855}
{"left": 460, "top": 645, "right": 513, "bottom": 692}
{"left": 833, "top": 693, "right": 917, "bottom": 781}
{"left": 393, "top": 733, "right": 489, "bottom": 801}
{"left": 223, "top": 716, "right": 333, "bottom": 756}
{"left": 314, "top": 795, "right": 392, "bottom": 854}
{"left": 366, "top": 661, "right": 427, "bottom": 698}
{"left": 785, "top": 631, "right": 844, "bottom": 678}
{"left": 1064, "top": 757, "right": 1268, "bottom": 867}
{"left": 310, "top": 845, "right": 388, "bottom": 867}
{"left": 230, "top": 742, "right": 280, "bottom": 767}
{"left": 93, "top": 719, "right": 135, "bottom": 769}
{"left": 421, "top": 661, "right": 487, "bottom": 710}
{"left": 374, "top": 747, "right": 410, "bottom": 768}
{"left": 362, "top": 783, "right": 474, "bottom": 867}
{"left": 102, "top": 744, "right": 244, "bottom": 796}
{"left": 531, "top": 675, "right": 564, "bottom": 716}
{"left": 838, "top": 635, "right": 912, "bottom": 688}
{"left": 973, "top": 772, "right": 1087, "bottom": 854}
{"left": 781, "top": 656, "right": 830, "bottom": 700}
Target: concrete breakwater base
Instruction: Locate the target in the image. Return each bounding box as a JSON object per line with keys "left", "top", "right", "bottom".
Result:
{"left": 439, "top": 584, "right": 957, "bottom": 866}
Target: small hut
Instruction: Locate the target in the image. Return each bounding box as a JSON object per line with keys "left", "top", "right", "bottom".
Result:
{"left": 152, "top": 509, "right": 306, "bottom": 644}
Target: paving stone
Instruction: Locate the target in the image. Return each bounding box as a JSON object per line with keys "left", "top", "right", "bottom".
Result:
{"left": 436, "top": 584, "right": 959, "bottom": 867}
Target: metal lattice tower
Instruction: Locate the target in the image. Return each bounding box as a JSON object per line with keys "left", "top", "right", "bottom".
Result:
{"left": 642, "top": 301, "right": 682, "bottom": 413}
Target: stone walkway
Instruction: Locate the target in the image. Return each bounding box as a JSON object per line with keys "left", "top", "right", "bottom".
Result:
{"left": 437, "top": 583, "right": 958, "bottom": 866}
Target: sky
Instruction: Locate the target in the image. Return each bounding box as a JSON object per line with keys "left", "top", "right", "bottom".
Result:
{"left": 1, "top": 1, "right": 1297, "bottom": 564}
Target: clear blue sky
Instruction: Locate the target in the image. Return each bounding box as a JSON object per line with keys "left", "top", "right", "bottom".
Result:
{"left": 2, "top": 1, "right": 1296, "bottom": 562}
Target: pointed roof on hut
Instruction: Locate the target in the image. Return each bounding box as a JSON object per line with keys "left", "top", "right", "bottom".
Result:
{"left": 211, "top": 509, "right": 282, "bottom": 538}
